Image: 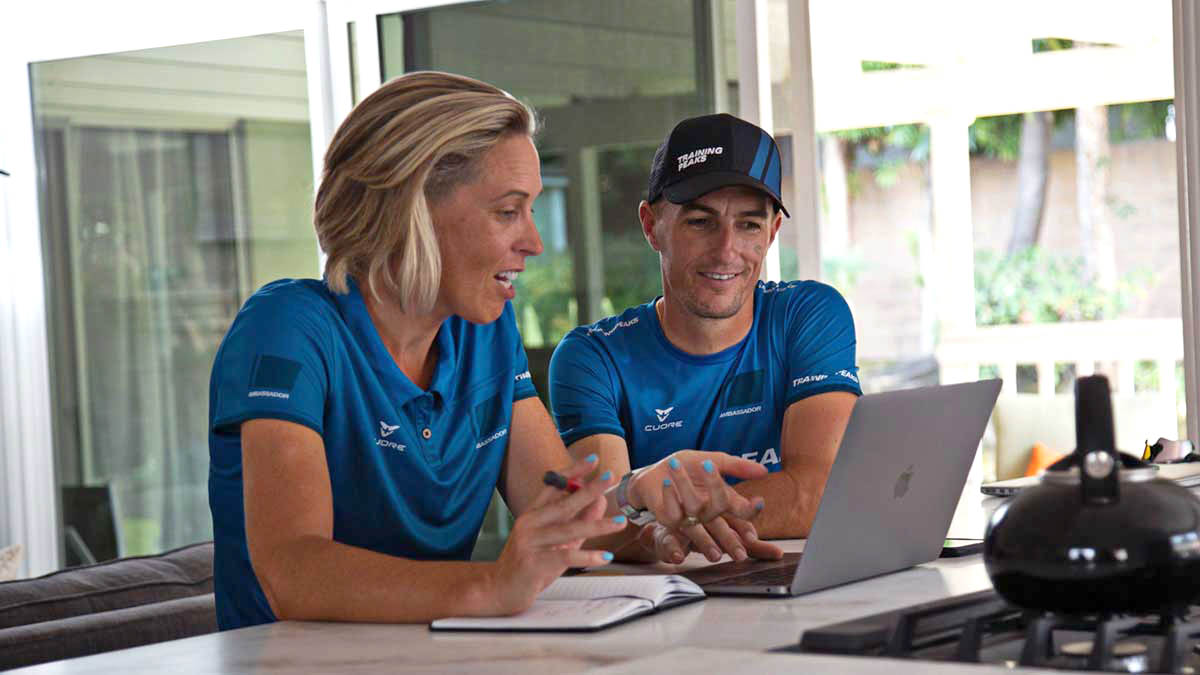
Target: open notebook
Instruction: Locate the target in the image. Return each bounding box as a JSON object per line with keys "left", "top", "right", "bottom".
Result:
{"left": 430, "top": 575, "right": 704, "bottom": 632}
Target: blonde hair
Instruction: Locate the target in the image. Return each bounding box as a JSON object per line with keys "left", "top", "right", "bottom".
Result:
{"left": 314, "top": 71, "right": 536, "bottom": 312}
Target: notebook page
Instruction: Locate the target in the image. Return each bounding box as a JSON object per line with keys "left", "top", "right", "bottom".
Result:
{"left": 431, "top": 597, "right": 651, "bottom": 630}
{"left": 538, "top": 575, "right": 701, "bottom": 605}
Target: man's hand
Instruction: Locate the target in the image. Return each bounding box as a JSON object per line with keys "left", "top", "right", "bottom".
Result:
{"left": 637, "top": 516, "right": 784, "bottom": 564}
{"left": 624, "top": 451, "right": 769, "bottom": 561}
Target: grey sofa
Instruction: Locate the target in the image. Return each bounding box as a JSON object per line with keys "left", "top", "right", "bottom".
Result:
{"left": 0, "top": 541, "right": 216, "bottom": 670}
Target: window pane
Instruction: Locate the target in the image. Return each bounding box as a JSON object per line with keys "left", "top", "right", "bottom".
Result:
{"left": 381, "top": 0, "right": 737, "bottom": 365}
{"left": 31, "top": 31, "right": 316, "bottom": 562}
{"left": 781, "top": 1, "right": 1182, "bottom": 485}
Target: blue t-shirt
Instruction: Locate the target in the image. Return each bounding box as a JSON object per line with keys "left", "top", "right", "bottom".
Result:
{"left": 548, "top": 280, "right": 861, "bottom": 471}
{"left": 208, "top": 278, "right": 536, "bottom": 630}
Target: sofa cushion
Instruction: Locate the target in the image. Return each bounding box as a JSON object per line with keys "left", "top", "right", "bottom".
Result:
{"left": 0, "top": 541, "right": 213, "bottom": 630}
{"left": 991, "top": 393, "right": 1177, "bottom": 480}
{"left": 0, "top": 593, "right": 216, "bottom": 670}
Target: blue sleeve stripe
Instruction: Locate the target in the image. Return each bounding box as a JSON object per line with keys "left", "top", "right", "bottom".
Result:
{"left": 785, "top": 383, "right": 862, "bottom": 408}
{"left": 211, "top": 410, "right": 324, "bottom": 437}
{"left": 560, "top": 423, "right": 627, "bottom": 448}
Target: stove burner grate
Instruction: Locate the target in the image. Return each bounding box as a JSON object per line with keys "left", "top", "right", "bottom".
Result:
{"left": 790, "top": 590, "right": 1200, "bottom": 673}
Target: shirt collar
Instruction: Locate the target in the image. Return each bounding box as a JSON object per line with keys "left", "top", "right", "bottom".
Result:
{"left": 332, "top": 277, "right": 455, "bottom": 404}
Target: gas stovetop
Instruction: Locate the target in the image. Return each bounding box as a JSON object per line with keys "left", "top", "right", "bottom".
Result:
{"left": 777, "top": 590, "right": 1200, "bottom": 673}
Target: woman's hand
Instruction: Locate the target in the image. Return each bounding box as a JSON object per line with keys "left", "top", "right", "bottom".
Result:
{"left": 487, "top": 455, "right": 627, "bottom": 615}
{"left": 636, "top": 522, "right": 692, "bottom": 564}
{"left": 627, "top": 451, "right": 770, "bottom": 562}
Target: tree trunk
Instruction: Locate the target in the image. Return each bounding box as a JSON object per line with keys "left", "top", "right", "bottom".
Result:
{"left": 1075, "top": 104, "right": 1118, "bottom": 292}
{"left": 1007, "top": 111, "right": 1052, "bottom": 254}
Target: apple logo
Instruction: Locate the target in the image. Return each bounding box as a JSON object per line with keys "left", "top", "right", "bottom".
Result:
{"left": 894, "top": 465, "right": 914, "bottom": 499}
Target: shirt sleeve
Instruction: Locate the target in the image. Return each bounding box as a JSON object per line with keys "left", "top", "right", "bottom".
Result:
{"left": 783, "top": 282, "right": 863, "bottom": 405}
{"left": 210, "top": 291, "right": 330, "bottom": 437}
{"left": 548, "top": 330, "right": 626, "bottom": 446}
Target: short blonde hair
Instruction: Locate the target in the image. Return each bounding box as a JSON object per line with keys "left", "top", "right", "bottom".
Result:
{"left": 314, "top": 71, "right": 536, "bottom": 312}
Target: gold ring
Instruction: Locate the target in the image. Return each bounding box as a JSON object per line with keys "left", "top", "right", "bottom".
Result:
{"left": 681, "top": 515, "right": 701, "bottom": 528}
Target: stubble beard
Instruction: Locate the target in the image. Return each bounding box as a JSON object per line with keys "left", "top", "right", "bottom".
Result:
{"left": 680, "top": 285, "right": 748, "bottom": 320}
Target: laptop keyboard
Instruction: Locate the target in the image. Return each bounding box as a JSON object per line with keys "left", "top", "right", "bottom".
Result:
{"left": 682, "top": 552, "right": 803, "bottom": 587}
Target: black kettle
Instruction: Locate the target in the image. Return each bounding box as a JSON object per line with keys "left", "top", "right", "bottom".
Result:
{"left": 984, "top": 375, "right": 1200, "bottom": 615}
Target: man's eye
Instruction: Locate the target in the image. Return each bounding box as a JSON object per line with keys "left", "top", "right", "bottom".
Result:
{"left": 687, "top": 218, "right": 710, "bottom": 226}
{"left": 499, "top": 209, "right": 519, "bottom": 220}
{"left": 743, "top": 221, "right": 764, "bottom": 230}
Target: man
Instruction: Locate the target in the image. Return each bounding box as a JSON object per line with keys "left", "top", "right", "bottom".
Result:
{"left": 548, "top": 113, "right": 862, "bottom": 564}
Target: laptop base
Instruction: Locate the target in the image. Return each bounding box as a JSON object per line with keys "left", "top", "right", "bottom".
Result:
{"left": 682, "top": 552, "right": 802, "bottom": 596}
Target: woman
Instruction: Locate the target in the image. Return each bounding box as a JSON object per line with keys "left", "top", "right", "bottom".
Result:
{"left": 207, "top": 71, "right": 768, "bottom": 629}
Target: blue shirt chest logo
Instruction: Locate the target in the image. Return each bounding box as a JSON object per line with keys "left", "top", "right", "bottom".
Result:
{"left": 376, "top": 420, "right": 406, "bottom": 452}
{"left": 644, "top": 405, "right": 684, "bottom": 432}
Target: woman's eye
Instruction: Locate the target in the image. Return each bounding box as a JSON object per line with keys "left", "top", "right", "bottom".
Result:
{"left": 499, "top": 209, "right": 519, "bottom": 220}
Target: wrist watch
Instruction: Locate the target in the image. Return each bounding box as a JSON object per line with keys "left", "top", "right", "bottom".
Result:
{"left": 615, "top": 471, "right": 657, "bottom": 526}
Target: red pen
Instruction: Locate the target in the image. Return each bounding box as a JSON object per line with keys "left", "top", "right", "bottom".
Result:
{"left": 543, "top": 470, "right": 581, "bottom": 493}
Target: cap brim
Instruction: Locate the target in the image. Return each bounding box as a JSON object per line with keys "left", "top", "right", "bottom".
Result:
{"left": 662, "top": 171, "right": 790, "bottom": 218}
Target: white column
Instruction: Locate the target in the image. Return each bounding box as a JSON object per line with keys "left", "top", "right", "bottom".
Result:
{"left": 929, "top": 115, "right": 983, "bottom": 540}
{"left": 786, "top": 0, "right": 821, "bottom": 283}
{"left": 929, "top": 115, "right": 978, "bottom": 358}
{"left": 354, "top": 10, "right": 383, "bottom": 98}
{"left": 736, "top": 0, "right": 782, "bottom": 282}
{"left": 1173, "top": 0, "right": 1200, "bottom": 444}
{"left": 307, "top": 0, "right": 336, "bottom": 272}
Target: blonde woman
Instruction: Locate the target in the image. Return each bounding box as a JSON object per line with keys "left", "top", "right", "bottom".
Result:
{"left": 208, "top": 71, "right": 768, "bottom": 629}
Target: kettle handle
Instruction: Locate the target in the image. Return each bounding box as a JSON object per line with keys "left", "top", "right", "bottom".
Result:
{"left": 1075, "top": 375, "right": 1119, "bottom": 504}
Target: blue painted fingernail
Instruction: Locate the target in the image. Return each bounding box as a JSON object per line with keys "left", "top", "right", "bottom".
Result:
{"left": 669, "top": 458, "right": 680, "bottom": 470}
{"left": 602, "top": 552, "right": 614, "bottom": 561}
{"left": 613, "top": 515, "right": 627, "bottom": 524}
{"left": 585, "top": 453, "right": 598, "bottom": 463}
{"left": 600, "top": 470, "right": 612, "bottom": 481}
{"left": 703, "top": 460, "right": 715, "bottom": 474}
{"left": 663, "top": 478, "right": 672, "bottom": 487}
{"left": 755, "top": 501, "right": 765, "bottom": 511}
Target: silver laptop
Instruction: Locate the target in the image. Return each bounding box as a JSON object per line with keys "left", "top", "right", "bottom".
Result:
{"left": 683, "top": 379, "right": 1002, "bottom": 596}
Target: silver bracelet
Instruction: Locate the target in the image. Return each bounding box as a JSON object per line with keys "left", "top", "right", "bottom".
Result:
{"left": 614, "top": 470, "right": 657, "bottom": 526}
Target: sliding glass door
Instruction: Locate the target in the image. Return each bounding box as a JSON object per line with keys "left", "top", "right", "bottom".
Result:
{"left": 30, "top": 31, "right": 319, "bottom": 561}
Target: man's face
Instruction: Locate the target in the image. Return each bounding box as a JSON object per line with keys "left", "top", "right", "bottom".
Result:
{"left": 643, "top": 185, "right": 782, "bottom": 320}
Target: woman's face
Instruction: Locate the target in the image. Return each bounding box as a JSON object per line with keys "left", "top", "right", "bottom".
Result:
{"left": 430, "top": 133, "right": 544, "bottom": 324}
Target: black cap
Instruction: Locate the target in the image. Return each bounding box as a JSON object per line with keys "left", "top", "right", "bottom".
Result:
{"left": 646, "top": 113, "right": 788, "bottom": 217}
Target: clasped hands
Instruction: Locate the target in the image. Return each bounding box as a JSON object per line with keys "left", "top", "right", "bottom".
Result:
{"left": 623, "top": 451, "right": 784, "bottom": 564}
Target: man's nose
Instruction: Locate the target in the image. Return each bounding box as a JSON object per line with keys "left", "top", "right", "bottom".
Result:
{"left": 713, "top": 222, "right": 740, "bottom": 258}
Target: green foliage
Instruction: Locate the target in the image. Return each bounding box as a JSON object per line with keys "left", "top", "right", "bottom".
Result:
{"left": 969, "top": 115, "right": 1024, "bottom": 161}
{"left": 974, "top": 246, "right": 1147, "bottom": 325}
{"left": 512, "top": 234, "right": 661, "bottom": 346}
{"left": 601, "top": 235, "right": 663, "bottom": 314}
{"left": 779, "top": 248, "right": 864, "bottom": 295}
{"left": 1110, "top": 100, "right": 1173, "bottom": 143}
{"left": 513, "top": 252, "right": 576, "bottom": 346}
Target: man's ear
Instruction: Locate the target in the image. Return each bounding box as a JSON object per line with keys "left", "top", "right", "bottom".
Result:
{"left": 639, "top": 200, "right": 662, "bottom": 251}
{"left": 767, "top": 207, "right": 783, "bottom": 247}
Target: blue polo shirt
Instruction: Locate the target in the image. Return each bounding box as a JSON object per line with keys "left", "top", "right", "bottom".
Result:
{"left": 208, "top": 278, "right": 536, "bottom": 630}
{"left": 548, "top": 280, "right": 861, "bottom": 471}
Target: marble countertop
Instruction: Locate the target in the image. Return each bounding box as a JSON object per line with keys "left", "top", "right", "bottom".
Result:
{"left": 13, "top": 538, "right": 1026, "bottom": 675}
